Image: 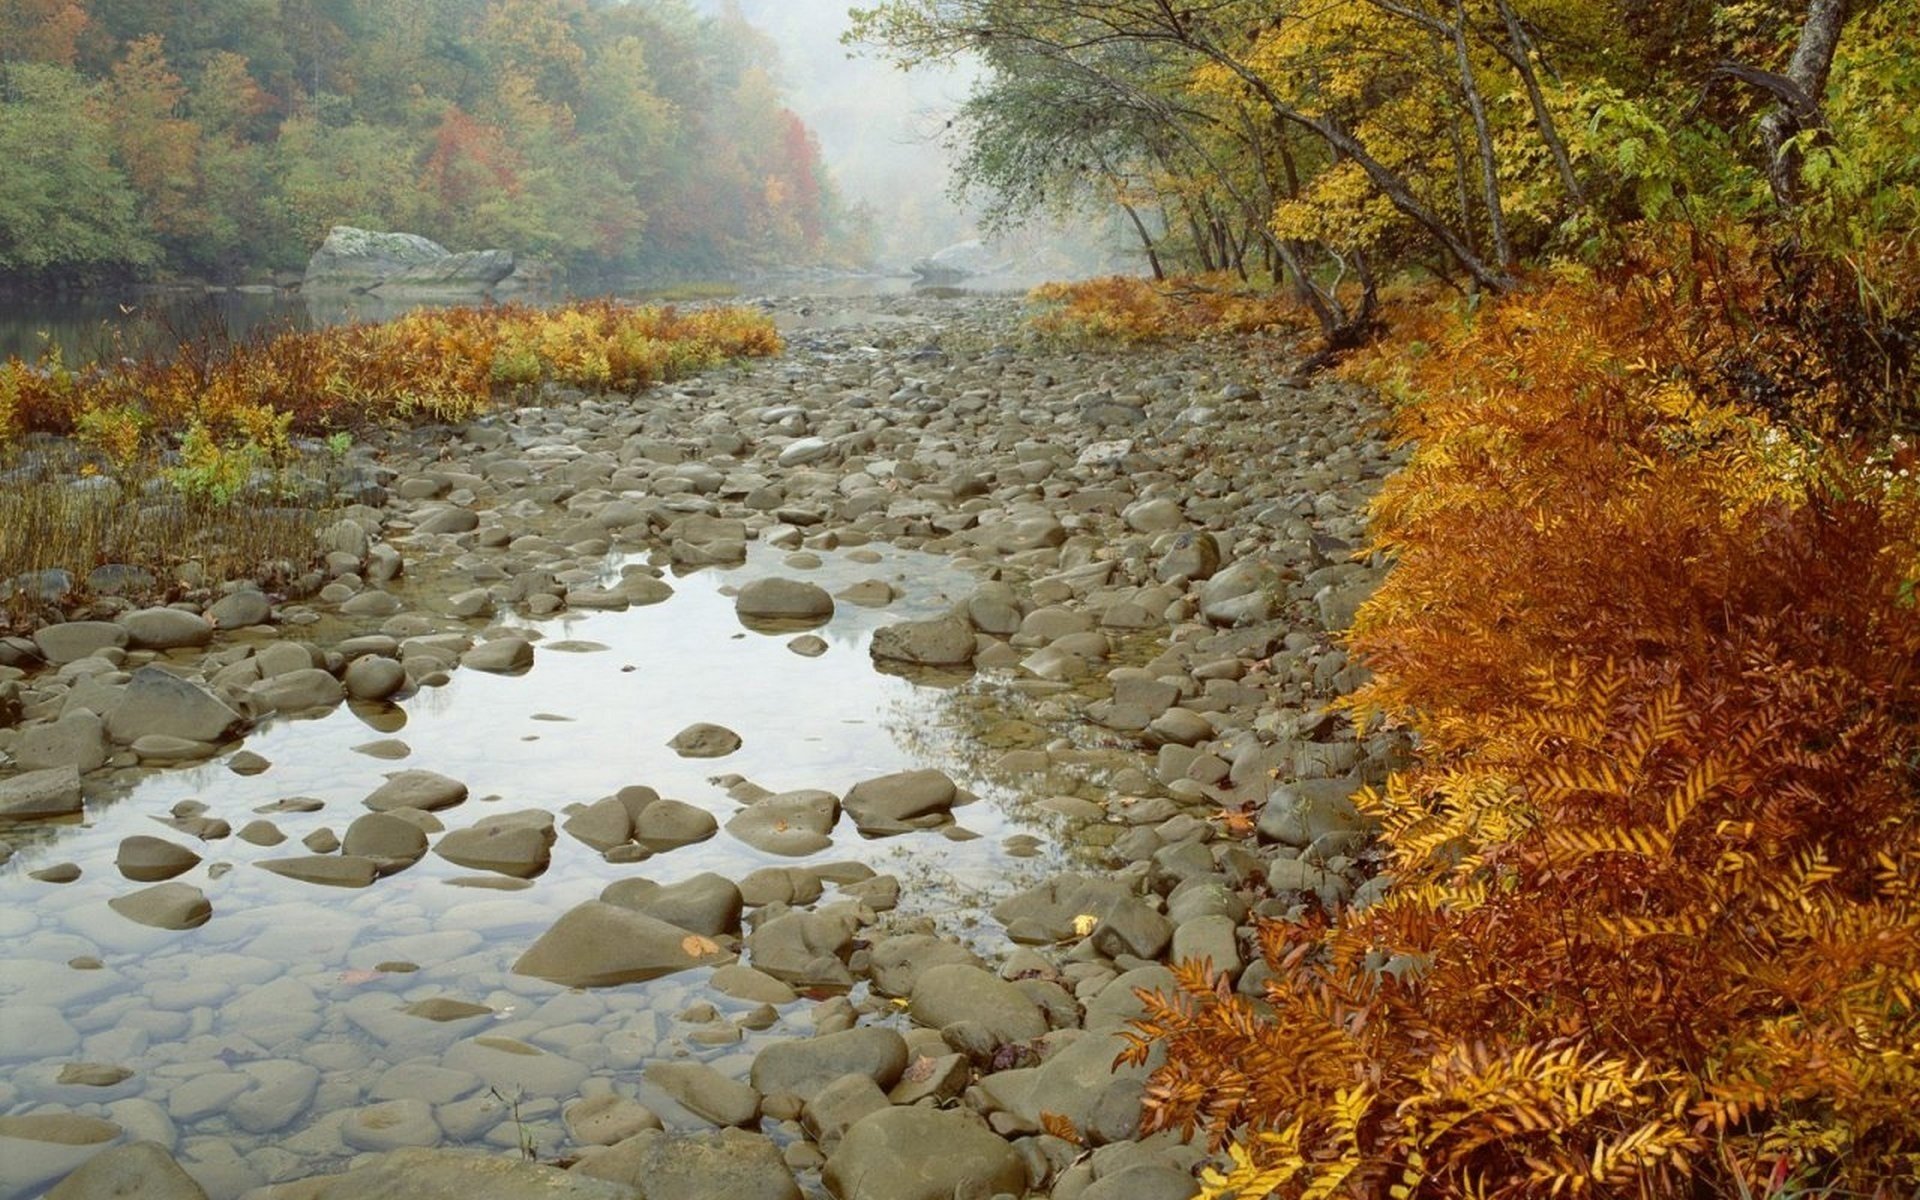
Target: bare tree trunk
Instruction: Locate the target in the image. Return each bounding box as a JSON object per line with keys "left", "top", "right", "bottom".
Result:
{"left": 1451, "top": 0, "right": 1514, "bottom": 271}
{"left": 1121, "top": 202, "right": 1166, "bottom": 280}
{"left": 1183, "top": 202, "right": 1215, "bottom": 272}
{"left": 1266, "top": 233, "right": 1340, "bottom": 339}
{"left": 1494, "top": 0, "right": 1583, "bottom": 204}
{"left": 1758, "top": 0, "right": 1850, "bottom": 207}
{"left": 1426, "top": 25, "right": 1480, "bottom": 248}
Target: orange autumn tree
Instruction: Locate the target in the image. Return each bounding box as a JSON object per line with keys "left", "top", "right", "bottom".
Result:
{"left": 105, "top": 33, "right": 199, "bottom": 240}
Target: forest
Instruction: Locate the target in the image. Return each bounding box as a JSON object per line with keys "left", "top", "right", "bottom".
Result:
{"left": 0, "top": 0, "right": 868, "bottom": 285}
{"left": 855, "top": 0, "right": 1920, "bottom": 1196}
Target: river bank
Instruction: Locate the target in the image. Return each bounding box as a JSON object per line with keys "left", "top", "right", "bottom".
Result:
{"left": 0, "top": 292, "right": 1398, "bottom": 1200}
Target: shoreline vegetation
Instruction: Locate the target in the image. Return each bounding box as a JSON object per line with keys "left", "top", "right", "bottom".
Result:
{"left": 0, "top": 300, "right": 781, "bottom": 630}
{"left": 957, "top": 0, "right": 1920, "bottom": 1172}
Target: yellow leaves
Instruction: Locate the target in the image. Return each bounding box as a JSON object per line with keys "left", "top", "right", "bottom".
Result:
{"left": 1197, "top": 1128, "right": 1309, "bottom": 1200}
{"left": 1128, "top": 232, "right": 1920, "bottom": 1198}
{"left": 1071, "top": 913, "right": 1099, "bottom": 939}
{"left": 1027, "top": 274, "right": 1304, "bottom": 344}
{"left": 1272, "top": 160, "right": 1396, "bottom": 250}
{"left": 1401, "top": 1040, "right": 1691, "bottom": 1192}
{"left": 679, "top": 933, "right": 722, "bottom": 958}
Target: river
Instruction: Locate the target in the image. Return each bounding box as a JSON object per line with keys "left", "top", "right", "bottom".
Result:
{"left": 0, "top": 275, "right": 1016, "bottom": 366}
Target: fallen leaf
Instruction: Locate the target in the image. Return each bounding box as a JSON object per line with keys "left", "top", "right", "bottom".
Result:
{"left": 1071, "top": 913, "right": 1098, "bottom": 938}
{"left": 681, "top": 934, "right": 721, "bottom": 957}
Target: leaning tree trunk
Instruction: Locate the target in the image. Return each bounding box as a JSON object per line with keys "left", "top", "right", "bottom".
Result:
{"left": 1451, "top": 0, "right": 1514, "bottom": 272}
{"left": 1494, "top": 0, "right": 1583, "bottom": 205}
{"left": 1120, "top": 202, "right": 1166, "bottom": 281}
{"left": 1758, "top": 0, "right": 1850, "bottom": 207}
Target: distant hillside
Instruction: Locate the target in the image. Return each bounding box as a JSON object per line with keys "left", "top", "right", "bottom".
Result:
{"left": 0, "top": 0, "right": 869, "bottom": 286}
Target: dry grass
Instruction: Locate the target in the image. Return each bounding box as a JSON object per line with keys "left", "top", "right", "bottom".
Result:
{"left": 0, "top": 441, "right": 324, "bottom": 630}
{"left": 0, "top": 299, "right": 783, "bottom": 631}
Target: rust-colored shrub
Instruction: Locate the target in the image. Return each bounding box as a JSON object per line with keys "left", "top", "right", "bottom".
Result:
{"left": 1129, "top": 232, "right": 1920, "bottom": 1197}
{"left": 1028, "top": 274, "right": 1307, "bottom": 343}
{"left": 0, "top": 300, "right": 783, "bottom": 456}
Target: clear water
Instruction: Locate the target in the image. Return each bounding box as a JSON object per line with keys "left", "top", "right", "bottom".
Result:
{"left": 0, "top": 545, "right": 1081, "bottom": 1197}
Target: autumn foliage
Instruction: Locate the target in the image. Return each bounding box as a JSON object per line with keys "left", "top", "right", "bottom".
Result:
{"left": 0, "top": 301, "right": 780, "bottom": 467}
{"left": 0, "top": 1, "right": 861, "bottom": 283}
{"left": 1123, "top": 229, "right": 1920, "bottom": 1196}
{"left": 1027, "top": 274, "right": 1307, "bottom": 343}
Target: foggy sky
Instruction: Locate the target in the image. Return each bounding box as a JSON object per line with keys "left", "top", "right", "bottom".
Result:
{"left": 684, "top": 0, "right": 982, "bottom": 262}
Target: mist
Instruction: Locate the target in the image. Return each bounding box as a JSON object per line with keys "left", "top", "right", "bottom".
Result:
{"left": 686, "top": 0, "right": 1125, "bottom": 277}
{"left": 683, "top": 0, "right": 974, "bottom": 263}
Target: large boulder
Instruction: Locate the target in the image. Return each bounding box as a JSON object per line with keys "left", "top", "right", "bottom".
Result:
{"left": 303, "top": 226, "right": 514, "bottom": 296}
{"left": 908, "top": 239, "right": 1011, "bottom": 284}
{"left": 303, "top": 227, "right": 450, "bottom": 291}
{"left": 372, "top": 250, "right": 516, "bottom": 295}
{"left": 105, "top": 667, "right": 242, "bottom": 745}
{"left": 822, "top": 1106, "right": 1024, "bottom": 1200}
{"left": 514, "top": 901, "right": 727, "bottom": 987}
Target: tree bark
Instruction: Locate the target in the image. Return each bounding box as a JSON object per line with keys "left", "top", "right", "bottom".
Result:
{"left": 1121, "top": 202, "right": 1166, "bottom": 280}
{"left": 1757, "top": 0, "right": 1850, "bottom": 207}
{"left": 1451, "top": 0, "right": 1514, "bottom": 272}
{"left": 1493, "top": 0, "right": 1583, "bottom": 205}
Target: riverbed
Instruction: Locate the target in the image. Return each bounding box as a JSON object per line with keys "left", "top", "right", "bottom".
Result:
{"left": 0, "top": 292, "right": 1399, "bottom": 1200}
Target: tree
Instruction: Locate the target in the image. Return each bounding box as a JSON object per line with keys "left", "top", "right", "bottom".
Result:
{"left": 0, "top": 62, "right": 154, "bottom": 280}
{"left": 0, "top": 0, "right": 90, "bottom": 66}
{"left": 107, "top": 34, "right": 200, "bottom": 239}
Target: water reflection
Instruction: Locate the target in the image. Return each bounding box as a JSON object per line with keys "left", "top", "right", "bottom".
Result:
{"left": 0, "top": 276, "right": 1043, "bottom": 364}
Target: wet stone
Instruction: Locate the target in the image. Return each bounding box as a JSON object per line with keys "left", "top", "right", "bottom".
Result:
{"left": 735, "top": 577, "right": 834, "bottom": 625}
{"left": 56, "top": 1064, "right": 133, "bottom": 1088}
{"left": 571, "top": 1128, "right": 797, "bottom": 1200}
{"left": 341, "top": 1098, "right": 442, "bottom": 1152}
{"left": 0, "top": 765, "right": 84, "bottom": 819}
{"left": 514, "top": 900, "right": 727, "bottom": 988}
{"left": 668, "top": 722, "right": 742, "bottom": 759}
{"left": 822, "top": 1106, "right": 1024, "bottom": 1200}
{"left": 1, "top": 1006, "right": 80, "bottom": 1061}
{"left": 405, "top": 998, "right": 494, "bottom": 1022}
{"left": 725, "top": 790, "right": 837, "bottom": 857}
{"left": 633, "top": 798, "right": 718, "bottom": 851}
{"left": 750, "top": 1027, "right": 907, "bottom": 1103}
{"left": 364, "top": 770, "right": 468, "bottom": 812}
{"left": 114, "top": 836, "right": 200, "bottom": 883}
{"left": 107, "top": 882, "right": 211, "bottom": 929}
{"left": 644, "top": 1062, "right": 760, "bottom": 1128}
{"left": 464, "top": 636, "right": 533, "bottom": 673}
{"left": 257, "top": 855, "right": 379, "bottom": 888}
{"left": 564, "top": 1094, "right": 662, "bottom": 1147}
{"left": 44, "top": 1140, "right": 207, "bottom": 1200}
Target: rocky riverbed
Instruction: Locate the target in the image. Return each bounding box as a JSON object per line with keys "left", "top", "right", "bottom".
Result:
{"left": 0, "top": 293, "right": 1403, "bottom": 1200}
